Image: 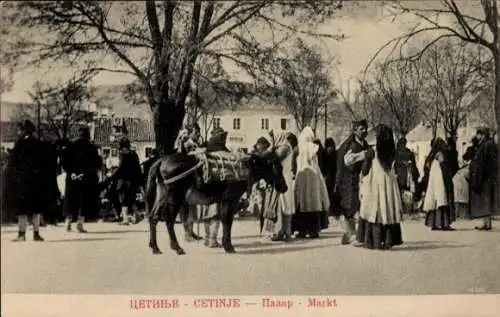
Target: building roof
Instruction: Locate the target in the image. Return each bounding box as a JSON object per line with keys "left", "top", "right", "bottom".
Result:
{"left": 93, "top": 118, "right": 155, "bottom": 144}
{"left": 1, "top": 118, "right": 155, "bottom": 144}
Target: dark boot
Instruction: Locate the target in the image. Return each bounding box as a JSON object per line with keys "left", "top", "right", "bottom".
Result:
{"left": 12, "top": 231, "right": 26, "bottom": 242}
{"left": 33, "top": 231, "right": 44, "bottom": 241}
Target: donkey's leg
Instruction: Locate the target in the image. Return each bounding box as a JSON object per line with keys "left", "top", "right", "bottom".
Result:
{"left": 148, "top": 217, "right": 162, "bottom": 254}
{"left": 221, "top": 203, "right": 236, "bottom": 253}
{"left": 165, "top": 204, "right": 185, "bottom": 255}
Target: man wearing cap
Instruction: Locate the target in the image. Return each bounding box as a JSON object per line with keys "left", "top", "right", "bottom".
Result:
{"left": 335, "top": 119, "right": 373, "bottom": 245}
{"left": 109, "top": 137, "right": 143, "bottom": 225}
{"left": 6, "top": 120, "right": 47, "bottom": 241}
{"left": 61, "top": 126, "right": 102, "bottom": 232}
{"left": 469, "top": 127, "right": 498, "bottom": 231}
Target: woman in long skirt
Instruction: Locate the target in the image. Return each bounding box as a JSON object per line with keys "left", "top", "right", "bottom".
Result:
{"left": 292, "top": 127, "right": 330, "bottom": 239}
{"left": 270, "top": 132, "right": 296, "bottom": 242}
{"left": 356, "top": 125, "right": 403, "bottom": 250}
{"left": 422, "top": 138, "right": 456, "bottom": 231}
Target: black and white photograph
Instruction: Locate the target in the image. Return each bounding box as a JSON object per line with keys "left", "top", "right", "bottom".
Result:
{"left": 1, "top": 1, "right": 499, "bottom": 316}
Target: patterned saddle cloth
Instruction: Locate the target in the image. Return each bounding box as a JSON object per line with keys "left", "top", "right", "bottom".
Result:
{"left": 192, "top": 150, "right": 251, "bottom": 184}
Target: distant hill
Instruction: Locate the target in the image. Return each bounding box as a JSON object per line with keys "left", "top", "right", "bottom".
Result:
{"left": 1, "top": 84, "right": 153, "bottom": 122}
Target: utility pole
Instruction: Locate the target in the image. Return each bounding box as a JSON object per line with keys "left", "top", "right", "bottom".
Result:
{"left": 36, "top": 100, "right": 41, "bottom": 139}
{"left": 324, "top": 102, "right": 328, "bottom": 142}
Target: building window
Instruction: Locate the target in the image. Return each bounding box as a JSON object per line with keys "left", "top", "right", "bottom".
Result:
{"left": 261, "top": 118, "right": 269, "bottom": 130}
{"left": 213, "top": 117, "right": 221, "bottom": 129}
{"left": 280, "top": 118, "right": 287, "bottom": 130}
{"left": 233, "top": 118, "right": 241, "bottom": 130}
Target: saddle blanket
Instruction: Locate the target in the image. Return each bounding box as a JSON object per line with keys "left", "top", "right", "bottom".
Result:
{"left": 193, "top": 150, "right": 251, "bottom": 184}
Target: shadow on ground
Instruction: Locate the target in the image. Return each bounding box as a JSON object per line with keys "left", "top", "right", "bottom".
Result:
{"left": 392, "top": 243, "right": 473, "bottom": 251}
{"left": 85, "top": 230, "right": 148, "bottom": 234}
{"left": 41, "top": 237, "right": 121, "bottom": 243}
{"left": 236, "top": 243, "right": 334, "bottom": 255}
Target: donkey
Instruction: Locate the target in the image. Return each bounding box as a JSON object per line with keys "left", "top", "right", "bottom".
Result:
{"left": 145, "top": 150, "right": 287, "bottom": 255}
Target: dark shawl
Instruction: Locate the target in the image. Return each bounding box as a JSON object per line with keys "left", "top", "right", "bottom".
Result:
{"left": 469, "top": 138, "right": 498, "bottom": 218}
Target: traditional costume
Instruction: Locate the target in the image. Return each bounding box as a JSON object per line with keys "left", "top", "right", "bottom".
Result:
{"left": 199, "top": 127, "right": 230, "bottom": 247}
{"left": 324, "top": 138, "right": 339, "bottom": 219}
{"left": 292, "top": 127, "right": 330, "bottom": 238}
{"left": 394, "top": 137, "right": 419, "bottom": 217}
{"left": 109, "top": 138, "right": 143, "bottom": 225}
{"left": 269, "top": 132, "right": 295, "bottom": 242}
{"left": 335, "top": 120, "right": 370, "bottom": 244}
{"left": 469, "top": 128, "right": 498, "bottom": 231}
{"left": 6, "top": 120, "right": 46, "bottom": 241}
{"left": 357, "top": 125, "right": 403, "bottom": 250}
{"left": 422, "top": 138, "right": 456, "bottom": 230}
{"left": 61, "top": 127, "right": 102, "bottom": 232}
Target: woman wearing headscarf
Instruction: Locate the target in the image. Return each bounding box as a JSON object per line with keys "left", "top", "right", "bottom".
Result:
{"left": 247, "top": 136, "right": 272, "bottom": 220}
{"left": 422, "top": 138, "right": 456, "bottom": 230}
{"left": 393, "top": 137, "right": 419, "bottom": 218}
{"left": 269, "top": 131, "right": 295, "bottom": 242}
{"left": 357, "top": 125, "right": 403, "bottom": 250}
{"left": 292, "top": 127, "right": 330, "bottom": 238}
{"left": 199, "top": 127, "right": 230, "bottom": 247}
{"left": 452, "top": 136, "right": 478, "bottom": 219}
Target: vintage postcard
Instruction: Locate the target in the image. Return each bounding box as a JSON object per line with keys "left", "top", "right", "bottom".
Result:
{"left": 1, "top": 1, "right": 499, "bottom": 316}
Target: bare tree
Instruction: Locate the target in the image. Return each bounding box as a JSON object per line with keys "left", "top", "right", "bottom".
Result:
{"left": 417, "top": 40, "right": 486, "bottom": 137}
{"left": 371, "top": 59, "right": 423, "bottom": 136}
{"left": 18, "top": 74, "right": 95, "bottom": 141}
{"left": 0, "top": 69, "right": 14, "bottom": 95}
{"left": 1, "top": 1, "right": 344, "bottom": 153}
{"left": 254, "top": 38, "right": 338, "bottom": 131}
{"left": 367, "top": 0, "right": 499, "bottom": 197}
{"left": 356, "top": 78, "right": 391, "bottom": 129}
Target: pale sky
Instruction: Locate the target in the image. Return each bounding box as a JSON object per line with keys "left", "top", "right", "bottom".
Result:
{"left": 0, "top": 1, "right": 458, "bottom": 103}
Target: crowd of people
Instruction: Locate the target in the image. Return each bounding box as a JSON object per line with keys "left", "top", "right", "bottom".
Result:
{"left": 1, "top": 117, "right": 498, "bottom": 251}
{"left": 1, "top": 119, "right": 147, "bottom": 241}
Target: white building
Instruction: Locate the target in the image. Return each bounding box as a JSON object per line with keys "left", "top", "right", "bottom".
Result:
{"left": 199, "top": 101, "right": 296, "bottom": 152}
{"left": 198, "top": 97, "right": 352, "bottom": 151}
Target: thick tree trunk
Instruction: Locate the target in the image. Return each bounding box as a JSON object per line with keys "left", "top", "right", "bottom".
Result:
{"left": 494, "top": 48, "right": 500, "bottom": 210}
{"left": 153, "top": 98, "right": 185, "bottom": 155}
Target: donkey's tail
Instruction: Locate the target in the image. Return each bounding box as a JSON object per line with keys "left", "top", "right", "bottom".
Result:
{"left": 145, "top": 158, "right": 163, "bottom": 217}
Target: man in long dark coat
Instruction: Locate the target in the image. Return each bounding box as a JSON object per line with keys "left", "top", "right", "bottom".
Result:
{"left": 6, "top": 120, "right": 46, "bottom": 241}
{"left": 469, "top": 127, "right": 498, "bottom": 231}
{"left": 61, "top": 126, "right": 102, "bottom": 232}
{"left": 334, "top": 120, "right": 372, "bottom": 245}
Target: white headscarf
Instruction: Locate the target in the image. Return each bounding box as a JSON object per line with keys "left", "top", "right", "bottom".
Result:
{"left": 297, "top": 126, "right": 319, "bottom": 172}
{"left": 271, "top": 131, "right": 288, "bottom": 148}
